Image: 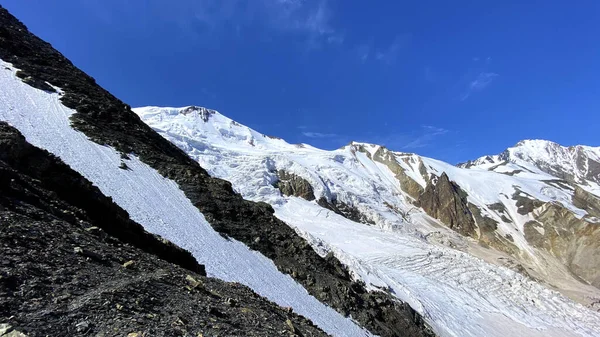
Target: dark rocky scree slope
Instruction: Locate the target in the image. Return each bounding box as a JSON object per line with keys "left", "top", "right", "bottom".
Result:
{"left": 0, "top": 6, "right": 433, "bottom": 337}
{"left": 0, "top": 122, "right": 327, "bottom": 336}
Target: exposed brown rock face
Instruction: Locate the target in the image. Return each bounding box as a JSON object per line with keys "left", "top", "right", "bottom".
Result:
{"left": 317, "top": 197, "right": 375, "bottom": 225}
{"left": 418, "top": 173, "right": 477, "bottom": 238}
{"left": 275, "top": 170, "right": 316, "bottom": 201}
{"left": 573, "top": 186, "right": 600, "bottom": 219}
{"left": 371, "top": 147, "right": 425, "bottom": 201}
{"left": 468, "top": 203, "right": 521, "bottom": 256}
{"left": 524, "top": 203, "right": 600, "bottom": 287}
{"left": 512, "top": 189, "right": 544, "bottom": 215}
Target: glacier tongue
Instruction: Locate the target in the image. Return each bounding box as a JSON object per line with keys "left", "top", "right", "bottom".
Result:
{"left": 0, "top": 61, "right": 373, "bottom": 337}
{"left": 134, "top": 105, "right": 600, "bottom": 337}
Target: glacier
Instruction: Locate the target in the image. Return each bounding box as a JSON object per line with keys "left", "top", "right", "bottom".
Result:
{"left": 134, "top": 104, "right": 600, "bottom": 337}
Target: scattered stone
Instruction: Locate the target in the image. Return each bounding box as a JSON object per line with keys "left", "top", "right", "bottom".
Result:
{"left": 186, "top": 275, "right": 202, "bottom": 289}
{"left": 286, "top": 319, "right": 299, "bottom": 334}
{"left": 75, "top": 321, "right": 90, "bottom": 333}
{"left": 73, "top": 247, "right": 104, "bottom": 261}
{"left": 0, "top": 324, "right": 27, "bottom": 337}
{"left": 207, "top": 307, "right": 225, "bottom": 318}
{"left": 0, "top": 324, "right": 12, "bottom": 335}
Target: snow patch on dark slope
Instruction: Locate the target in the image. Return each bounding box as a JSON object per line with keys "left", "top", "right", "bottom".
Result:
{"left": 0, "top": 122, "right": 328, "bottom": 337}
{"left": 0, "top": 6, "right": 432, "bottom": 337}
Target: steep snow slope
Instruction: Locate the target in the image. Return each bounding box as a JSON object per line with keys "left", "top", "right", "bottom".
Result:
{"left": 0, "top": 61, "right": 372, "bottom": 337}
{"left": 135, "top": 105, "right": 600, "bottom": 337}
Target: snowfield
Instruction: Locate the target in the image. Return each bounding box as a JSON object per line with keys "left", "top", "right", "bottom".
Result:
{"left": 0, "top": 60, "right": 373, "bottom": 337}
{"left": 134, "top": 105, "right": 600, "bottom": 337}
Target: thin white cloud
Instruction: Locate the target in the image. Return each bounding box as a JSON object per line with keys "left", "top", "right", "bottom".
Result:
{"left": 374, "top": 35, "right": 410, "bottom": 65}
{"left": 375, "top": 42, "right": 400, "bottom": 64}
{"left": 302, "top": 131, "right": 339, "bottom": 138}
{"left": 460, "top": 72, "right": 499, "bottom": 101}
{"left": 403, "top": 125, "right": 449, "bottom": 149}
{"left": 353, "top": 124, "right": 449, "bottom": 151}
{"left": 355, "top": 44, "right": 371, "bottom": 63}
{"left": 421, "top": 125, "right": 448, "bottom": 135}
{"left": 93, "top": 0, "right": 341, "bottom": 47}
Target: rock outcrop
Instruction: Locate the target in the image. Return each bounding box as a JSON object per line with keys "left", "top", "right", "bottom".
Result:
{"left": 524, "top": 202, "right": 600, "bottom": 287}
{"left": 317, "top": 197, "right": 374, "bottom": 225}
{"left": 371, "top": 147, "right": 425, "bottom": 201}
{"left": 418, "top": 173, "right": 477, "bottom": 238}
{"left": 573, "top": 186, "right": 600, "bottom": 219}
{"left": 275, "top": 170, "right": 316, "bottom": 201}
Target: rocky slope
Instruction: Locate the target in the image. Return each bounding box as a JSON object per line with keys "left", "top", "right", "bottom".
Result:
{"left": 0, "top": 5, "right": 433, "bottom": 337}
{"left": 0, "top": 122, "right": 329, "bottom": 336}
{"left": 135, "top": 105, "right": 600, "bottom": 337}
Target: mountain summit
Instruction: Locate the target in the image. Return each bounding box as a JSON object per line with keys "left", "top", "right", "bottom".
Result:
{"left": 459, "top": 139, "right": 600, "bottom": 191}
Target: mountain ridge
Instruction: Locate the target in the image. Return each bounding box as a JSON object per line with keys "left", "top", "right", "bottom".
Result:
{"left": 141, "top": 105, "right": 600, "bottom": 174}
{"left": 458, "top": 139, "right": 600, "bottom": 191}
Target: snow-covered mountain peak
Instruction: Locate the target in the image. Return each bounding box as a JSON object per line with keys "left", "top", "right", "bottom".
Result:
{"left": 514, "top": 138, "right": 560, "bottom": 148}
{"left": 341, "top": 141, "right": 386, "bottom": 155}
{"left": 460, "top": 139, "right": 600, "bottom": 191}
{"left": 134, "top": 105, "right": 310, "bottom": 151}
{"left": 509, "top": 139, "right": 592, "bottom": 163}
{"left": 510, "top": 139, "right": 600, "bottom": 163}
{"left": 136, "top": 105, "right": 221, "bottom": 123}
{"left": 180, "top": 105, "right": 217, "bottom": 121}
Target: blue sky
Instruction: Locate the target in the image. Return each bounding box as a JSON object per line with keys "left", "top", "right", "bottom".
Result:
{"left": 2, "top": 1, "right": 599, "bottom": 163}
